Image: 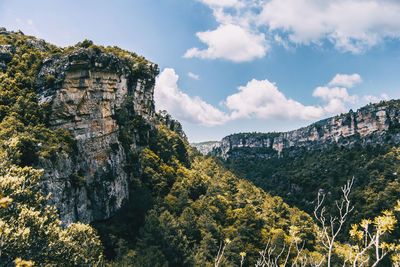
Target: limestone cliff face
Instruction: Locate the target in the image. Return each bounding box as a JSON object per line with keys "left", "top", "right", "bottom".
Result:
{"left": 35, "top": 49, "right": 158, "bottom": 225}
{"left": 191, "top": 141, "right": 221, "bottom": 155}
{"left": 210, "top": 102, "right": 400, "bottom": 159}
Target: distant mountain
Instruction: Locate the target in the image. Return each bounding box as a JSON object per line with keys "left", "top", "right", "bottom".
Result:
{"left": 198, "top": 100, "right": 400, "bottom": 160}
{"left": 190, "top": 140, "right": 220, "bottom": 154}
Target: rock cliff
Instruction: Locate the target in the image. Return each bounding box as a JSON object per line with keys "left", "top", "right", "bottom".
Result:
{"left": 191, "top": 141, "right": 221, "bottom": 155}
{"left": 208, "top": 101, "right": 400, "bottom": 159}
{"left": 35, "top": 48, "right": 159, "bottom": 225}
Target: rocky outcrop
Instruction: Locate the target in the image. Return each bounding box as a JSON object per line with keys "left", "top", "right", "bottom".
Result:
{"left": 209, "top": 102, "right": 400, "bottom": 159}
{"left": 191, "top": 141, "right": 221, "bottom": 155}
{"left": 156, "top": 110, "right": 187, "bottom": 140}
{"left": 0, "top": 45, "right": 14, "bottom": 70}
{"left": 35, "top": 48, "right": 159, "bottom": 225}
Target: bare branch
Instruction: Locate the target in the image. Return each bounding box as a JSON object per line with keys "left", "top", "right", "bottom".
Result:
{"left": 313, "top": 177, "right": 354, "bottom": 267}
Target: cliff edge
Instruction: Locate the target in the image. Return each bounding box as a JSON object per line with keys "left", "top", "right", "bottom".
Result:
{"left": 200, "top": 101, "right": 400, "bottom": 159}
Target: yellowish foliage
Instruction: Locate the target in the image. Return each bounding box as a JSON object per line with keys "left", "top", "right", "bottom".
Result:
{"left": 14, "top": 258, "right": 35, "bottom": 267}
{"left": 0, "top": 165, "right": 103, "bottom": 265}
{"left": 0, "top": 196, "right": 13, "bottom": 208}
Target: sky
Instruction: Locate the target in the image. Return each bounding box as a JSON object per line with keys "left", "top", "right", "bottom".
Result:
{"left": 1, "top": 0, "right": 400, "bottom": 142}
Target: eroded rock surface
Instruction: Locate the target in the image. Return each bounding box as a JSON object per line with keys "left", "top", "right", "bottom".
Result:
{"left": 35, "top": 49, "right": 158, "bottom": 225}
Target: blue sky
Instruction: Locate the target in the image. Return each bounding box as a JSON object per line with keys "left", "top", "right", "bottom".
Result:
{"left": 1, "top": 0, "right": 400, "bottom": 142}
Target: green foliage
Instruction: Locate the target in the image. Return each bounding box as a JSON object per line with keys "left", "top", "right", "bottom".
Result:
{"left": 225, "top": 132, "right": 281, "bottom": 141}
{"left": 76, "top": 39, "right": 94, "bottom": 48}
{"left": 0, "top": 116, "right": 77, "bottom": 167}
{"left": 0, "top": 32, "right": 79, "bottom": 167}
{"left": 0, "top": 165, "right": 103, "bottom": 265}
{"left": 98, "top": 124, "right": 317, "bottom": 266}
{"left": 69, "top": 169, "right": 87, "bottom": 187}
{"left": 370, "top": 99, "right": 400, "bottom": 110}
{"left": 149, "top": 124, "right": 190, "bottom": 168}
{"left": 104, "top": 46, "right": 158, "bottom": 81}
{"left": 0, "top": 31, "right": 157, "bottom": 169}
{"left": 0, "top": 30, "right": 161, "bottom": 266}
{"left": 5, "top": 29, "right": 400, "bottom": 266}
{"left": 45, "top": 75, "right": 56, "bottom": 88}
{"left": 134, "top": 210, "right": 192, "bottom": 266}
{"left": 223, "top": 142, "right": 400, "bottom": 241}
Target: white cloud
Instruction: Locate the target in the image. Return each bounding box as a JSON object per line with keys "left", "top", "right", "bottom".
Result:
{"left": 328, "top": 74, "right": 362, "bottom": 88}
{"left": 322, "top": 98, "right": 348, "bottom": 114}
{"left": 188, "top": 72, "right": 200, "bottom": 80}
{"left": 271, "top": 0, "right": 400, "bottom": 52}
{"left": 156, "top": 69, "right": 389, "bottom": 127}
{"left": 312, "top": 86, "right": 358, "bottom": 103}
{"left": 274, "top": 34, "right": 290, "bottom": 50}
{"left": 381, "top": 93, "right": 390, "bottom": 101}
{"left": 196, "top": 0, "right": 400, "bottom": 55}
{"left": 184, "top": 24, "right": 268, "bottom": 62}
{"left": 154, "top": 68, "right": 229, "bottom": 126}
{"left": 225, "top": 79, "right": 325, "bottom": 120}
{"left": 224, "top": 73, "right": 363, "bottom": 121}
{"left": 258, "top": 0, "right": 400, "bottom": 53}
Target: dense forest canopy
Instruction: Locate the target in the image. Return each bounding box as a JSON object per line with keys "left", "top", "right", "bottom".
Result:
{"left": 222, "top": 141, "right": 400, "bottom": 237}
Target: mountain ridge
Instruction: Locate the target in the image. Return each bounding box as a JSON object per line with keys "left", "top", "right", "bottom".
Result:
{"left": 192, "top": 100, "right": 400, "bottom": 159}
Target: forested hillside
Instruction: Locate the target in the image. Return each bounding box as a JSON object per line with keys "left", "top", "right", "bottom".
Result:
{"left": 207, "top": 100, "right": 400, "bottom": 236}
{"left": 0, "top": 29, "right": 105, "bottom": 265}
{"left": 96, "top": 121, "right": 322, "bottom": 266}
{"left": 223, "top": 142, "right": 400, "bottom": 232}
{"left": 0, "top": 29, "right": 399, "bottom": 266}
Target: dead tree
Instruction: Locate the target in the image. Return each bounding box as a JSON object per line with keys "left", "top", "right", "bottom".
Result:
{"left": 314, "top": 178, "right": 354, "bottom": 267}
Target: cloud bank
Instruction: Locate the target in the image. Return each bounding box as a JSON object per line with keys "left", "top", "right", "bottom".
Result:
{"left": 155, "top": 68, "right": 388, "bottom": 126}
{"left": 186, "top": 0, "right": 400, "bottom": 61}
{"left": 154, "top": 68, "right": 229, "bottom": 126}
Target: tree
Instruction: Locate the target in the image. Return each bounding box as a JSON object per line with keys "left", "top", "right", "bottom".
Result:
{"left": 314, "top": 178, "right": 354, "bottom": 267}
{"left": 0, "top": 165, "right": 103, "bottom": 265}
{"left": 133, "top": 210, "right": 192, "bottom": 267}
{"left": 349, "top": 200, "right": 400, "bottom": 266}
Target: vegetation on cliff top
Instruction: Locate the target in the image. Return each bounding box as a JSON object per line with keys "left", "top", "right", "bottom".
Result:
{"left": 98, "top": 118, "right": 400, "bottom": 266}
{"left": 224, "top": 132, "right": 282, "bottom": 141}
{"left": 0, "top": 30, "right": 156, "bottom": 167}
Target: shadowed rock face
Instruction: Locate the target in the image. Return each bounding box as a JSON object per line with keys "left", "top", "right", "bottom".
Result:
{"left": 35, "top": 49, "right": 158, "bottom": 225}
{"left": 209, "top": 103, "right": 400, "bottom": 160}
